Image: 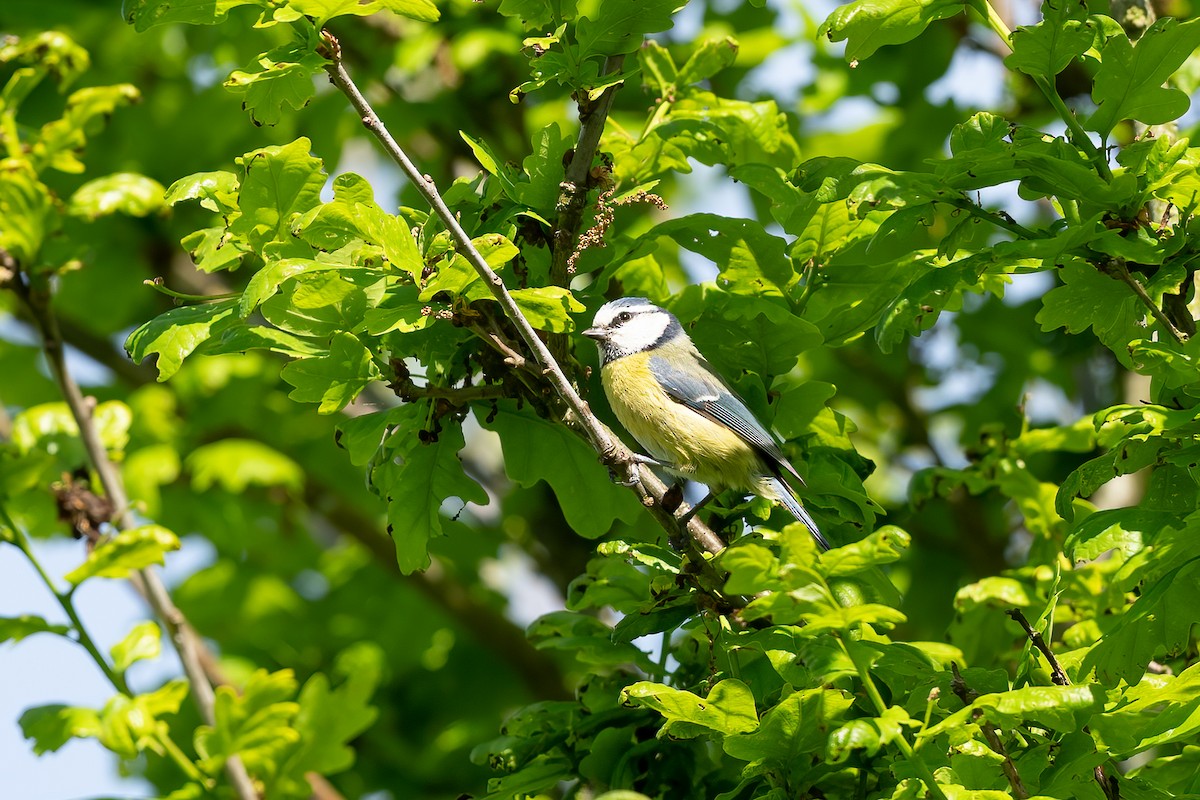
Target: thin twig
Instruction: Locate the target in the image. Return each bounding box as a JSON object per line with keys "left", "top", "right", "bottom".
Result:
{"left": 13, "top": 276, "right": 259, "bottom": 800}
{"left": 950, "top": 663, "right": 1029, "bottom": 799}
{"left": 319, "top": 31, "right": 726, "bottom": 557}
{"left": 1005, "top": 608, "right": 1068, "bottom": 685}
{"left": 547, "top": 54, "right": 626, "bottom": 365}
{"left": 1106, "top": 258, "right": 1188, "bottom": 343}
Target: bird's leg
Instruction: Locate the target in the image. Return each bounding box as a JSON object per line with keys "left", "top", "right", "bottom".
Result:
{"left": 676, "top": 491, "right": 716, "bottom": 526}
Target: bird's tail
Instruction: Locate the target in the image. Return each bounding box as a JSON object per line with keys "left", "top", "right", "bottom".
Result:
{"left": 763, "top": 476, "right": 831, "bottom": 551}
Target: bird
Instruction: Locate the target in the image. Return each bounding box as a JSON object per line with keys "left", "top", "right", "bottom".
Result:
{"left": 582, "top": 297, "right": 830, "bottom": 551}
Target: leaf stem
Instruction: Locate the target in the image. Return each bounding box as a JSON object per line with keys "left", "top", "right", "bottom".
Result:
{"left": 155, "top": 727, "right": 207, "bottom": 784}
{"left": 143, "top": 278, "right": 239, "bottom": 303}
{"left": 319, "top": 31, "right": 727, "bottom": 557}
{"left": 837, "top": 633, "right": 949, "bottom": 800}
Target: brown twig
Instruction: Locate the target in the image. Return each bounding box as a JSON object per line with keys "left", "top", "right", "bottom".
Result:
{"left": 950, "top": 663, "right": 1029, "bottom": 799}
{"left": 1007, "top": 608, "right": 1118, "bottom": 799}
{"left": 319, "top": 31, "right": 726, "bottom": 557}
{"left": 12, "top": 275, "right": 260, "bottom": 800}
{"left": 1005, "top": 608, "right": 1067, "bottom": 686}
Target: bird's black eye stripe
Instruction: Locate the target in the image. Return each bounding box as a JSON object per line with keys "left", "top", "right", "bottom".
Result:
{"left": 616, "top": 311, "right": 633, "bottom": 323}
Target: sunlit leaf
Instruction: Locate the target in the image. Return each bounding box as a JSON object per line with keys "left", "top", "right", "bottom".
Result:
{"left": 64, "top": 524, "right": 180, "bottom": 585}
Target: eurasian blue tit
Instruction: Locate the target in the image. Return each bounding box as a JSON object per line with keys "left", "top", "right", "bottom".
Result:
{"left": 582, "top": 297, "right": 830, "bottom": 551}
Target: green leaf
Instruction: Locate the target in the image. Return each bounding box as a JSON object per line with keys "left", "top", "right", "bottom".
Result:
{"left": 278, "top": 0, "right": 439, "bottom": 23}
{"left": 922, "top": 684, "right": 1104, "bottom": 739}
{"left": 36, "top": 84, "right": 142, "bottom": 173}
{"left": 0, "top": 160, "right": 55, "bottom": 265}
{"left": 186, "top": 439, "right": 304, "bottom": 493}
{"left": 484, "top": 404, "right": 643, "bottom": 539}
{"left": 1004, "top": 0, "right": 1094, "bottom": 79}
{"left": 229, "top": 138, "right": 326, "bottom": 252}
{"left": 821, "top": 526, "right": 911, "bottom": 576}
{"left": 335, "top": 407, "right": 407, "bottom": 466}
{"left": 576, "top": 0, "right": 683, "bottom": 57}
{"left": 510, "top": 286, "right": 584, "bottom": 332}
{"left": 110, "top": 621, "right": 161, "bottom": 673}
{"left": 1087, "top": 17, "right": 1200, "bottom": 140}
{"left": 12, "top": 400, "right": 132, "bottom": 461}
{"left": 67, "top": 173, "right": 165, "bottom": 220}
{"left": 652, "top": 215, "right": 794, "bottom": 296}
{"left": 460, "top": 133, "right": 522, "bottom": 198}
{"left": 375, "top": 416, "right": 488, "bottom": 573}
{"left": 1036, "top": 258, "right": 1144, "bottom": 366}
{"left": 194, "top": 669, "right": 301, "bottom": 773}
{"left": 497, "top": 0, "right": 557, "bottom": 26}
{"left": 19, "top": 704, "right": 102, "bottom": 755}
{"left": 363, "top": 285, "right": 433, "bottom": 335}
{"left": 123, "top": 0, "right": 261, "bottom": 31}
{"left": 280, "top": 331, "right": 382, "bottom": 414}
{"left": 622, "top": 679, "right": 759, "bottom": 737}
{"left": 0, "top": 615, "right": 71, "bottom": 644}
{"left": 818, "top": 0, "right": 965, "bottom": 62}
{"left": 261, "top": 271, "right": 371, "bottom": 337}
{"left": 671, "top": 288, "right": 822, "bottom": 377}
{"left": 64, "top": 524, "right": 181, "bottom": 585}
{"left": 280, "top": 664, "right": 380, "bottom": 779}
{"left": 826, "top": 705, "right": 917, "bottom": 763}
{"left": 529, "top": 610, "right": 655, "bottom": 670}
{"left": 225, "top": 38, "right": 327, "bottom": 126}
{"left": 1081, "top": 557, "right": 1200, "bottom": 683}
{"left": 723, "top": 688, "right": 855, "bottom": 763}
{"left": 180, "top": 226, "right": 250, "bottom": 273}
{"left": 125, "top": 300, "right": 239, "bottom": 381}
{"left": 164, "top": 170, "right": 240, "bottom": 213}
{"left": 677, "top": 37, "right": 739, "bottom": 85}
{"left": 1091, "top": 662, "right": 1200, "bottom": 755}
{"left": 722, "top": 543, "right": 782, "bottom": 595}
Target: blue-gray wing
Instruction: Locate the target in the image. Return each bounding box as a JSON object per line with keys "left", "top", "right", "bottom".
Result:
{"left": 648, "top": 353, "right": 804, "bottom": 485}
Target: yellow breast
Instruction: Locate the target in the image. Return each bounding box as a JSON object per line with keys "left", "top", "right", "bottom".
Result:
{"left": 600, "top": 351, "right": 762, "bottom": 492}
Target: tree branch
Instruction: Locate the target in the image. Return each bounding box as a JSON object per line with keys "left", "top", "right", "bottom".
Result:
{"left": 950, "top": 662, "right": 1028, "bottom": 799}
{"left": 319, "top": 31, "right": 726, "bottom": 557}
{"left": 12, "top": 275, "right": 260, "bottom": 800}
{"left": 547, "top": 54, "right": 626, "bottom": 366}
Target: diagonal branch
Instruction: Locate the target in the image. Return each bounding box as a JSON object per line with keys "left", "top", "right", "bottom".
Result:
{"left": 319, "top": 31, "right": 726, "bottom": 557}
{"left": 12, "top": 275, "right": 260, "bottom": 800}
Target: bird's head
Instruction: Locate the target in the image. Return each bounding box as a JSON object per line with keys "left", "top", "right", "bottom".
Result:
{"left": 582, "top": 297, "right": 684, "bottom": 364}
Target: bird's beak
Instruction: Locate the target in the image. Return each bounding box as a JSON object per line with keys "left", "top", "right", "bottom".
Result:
{"left": 581, "top": 326, "right": 606, "bottom": 340}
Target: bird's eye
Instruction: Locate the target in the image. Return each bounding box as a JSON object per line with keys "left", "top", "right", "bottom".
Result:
{"left": 616, "top": 312, "right": 633, "bottom": 323}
